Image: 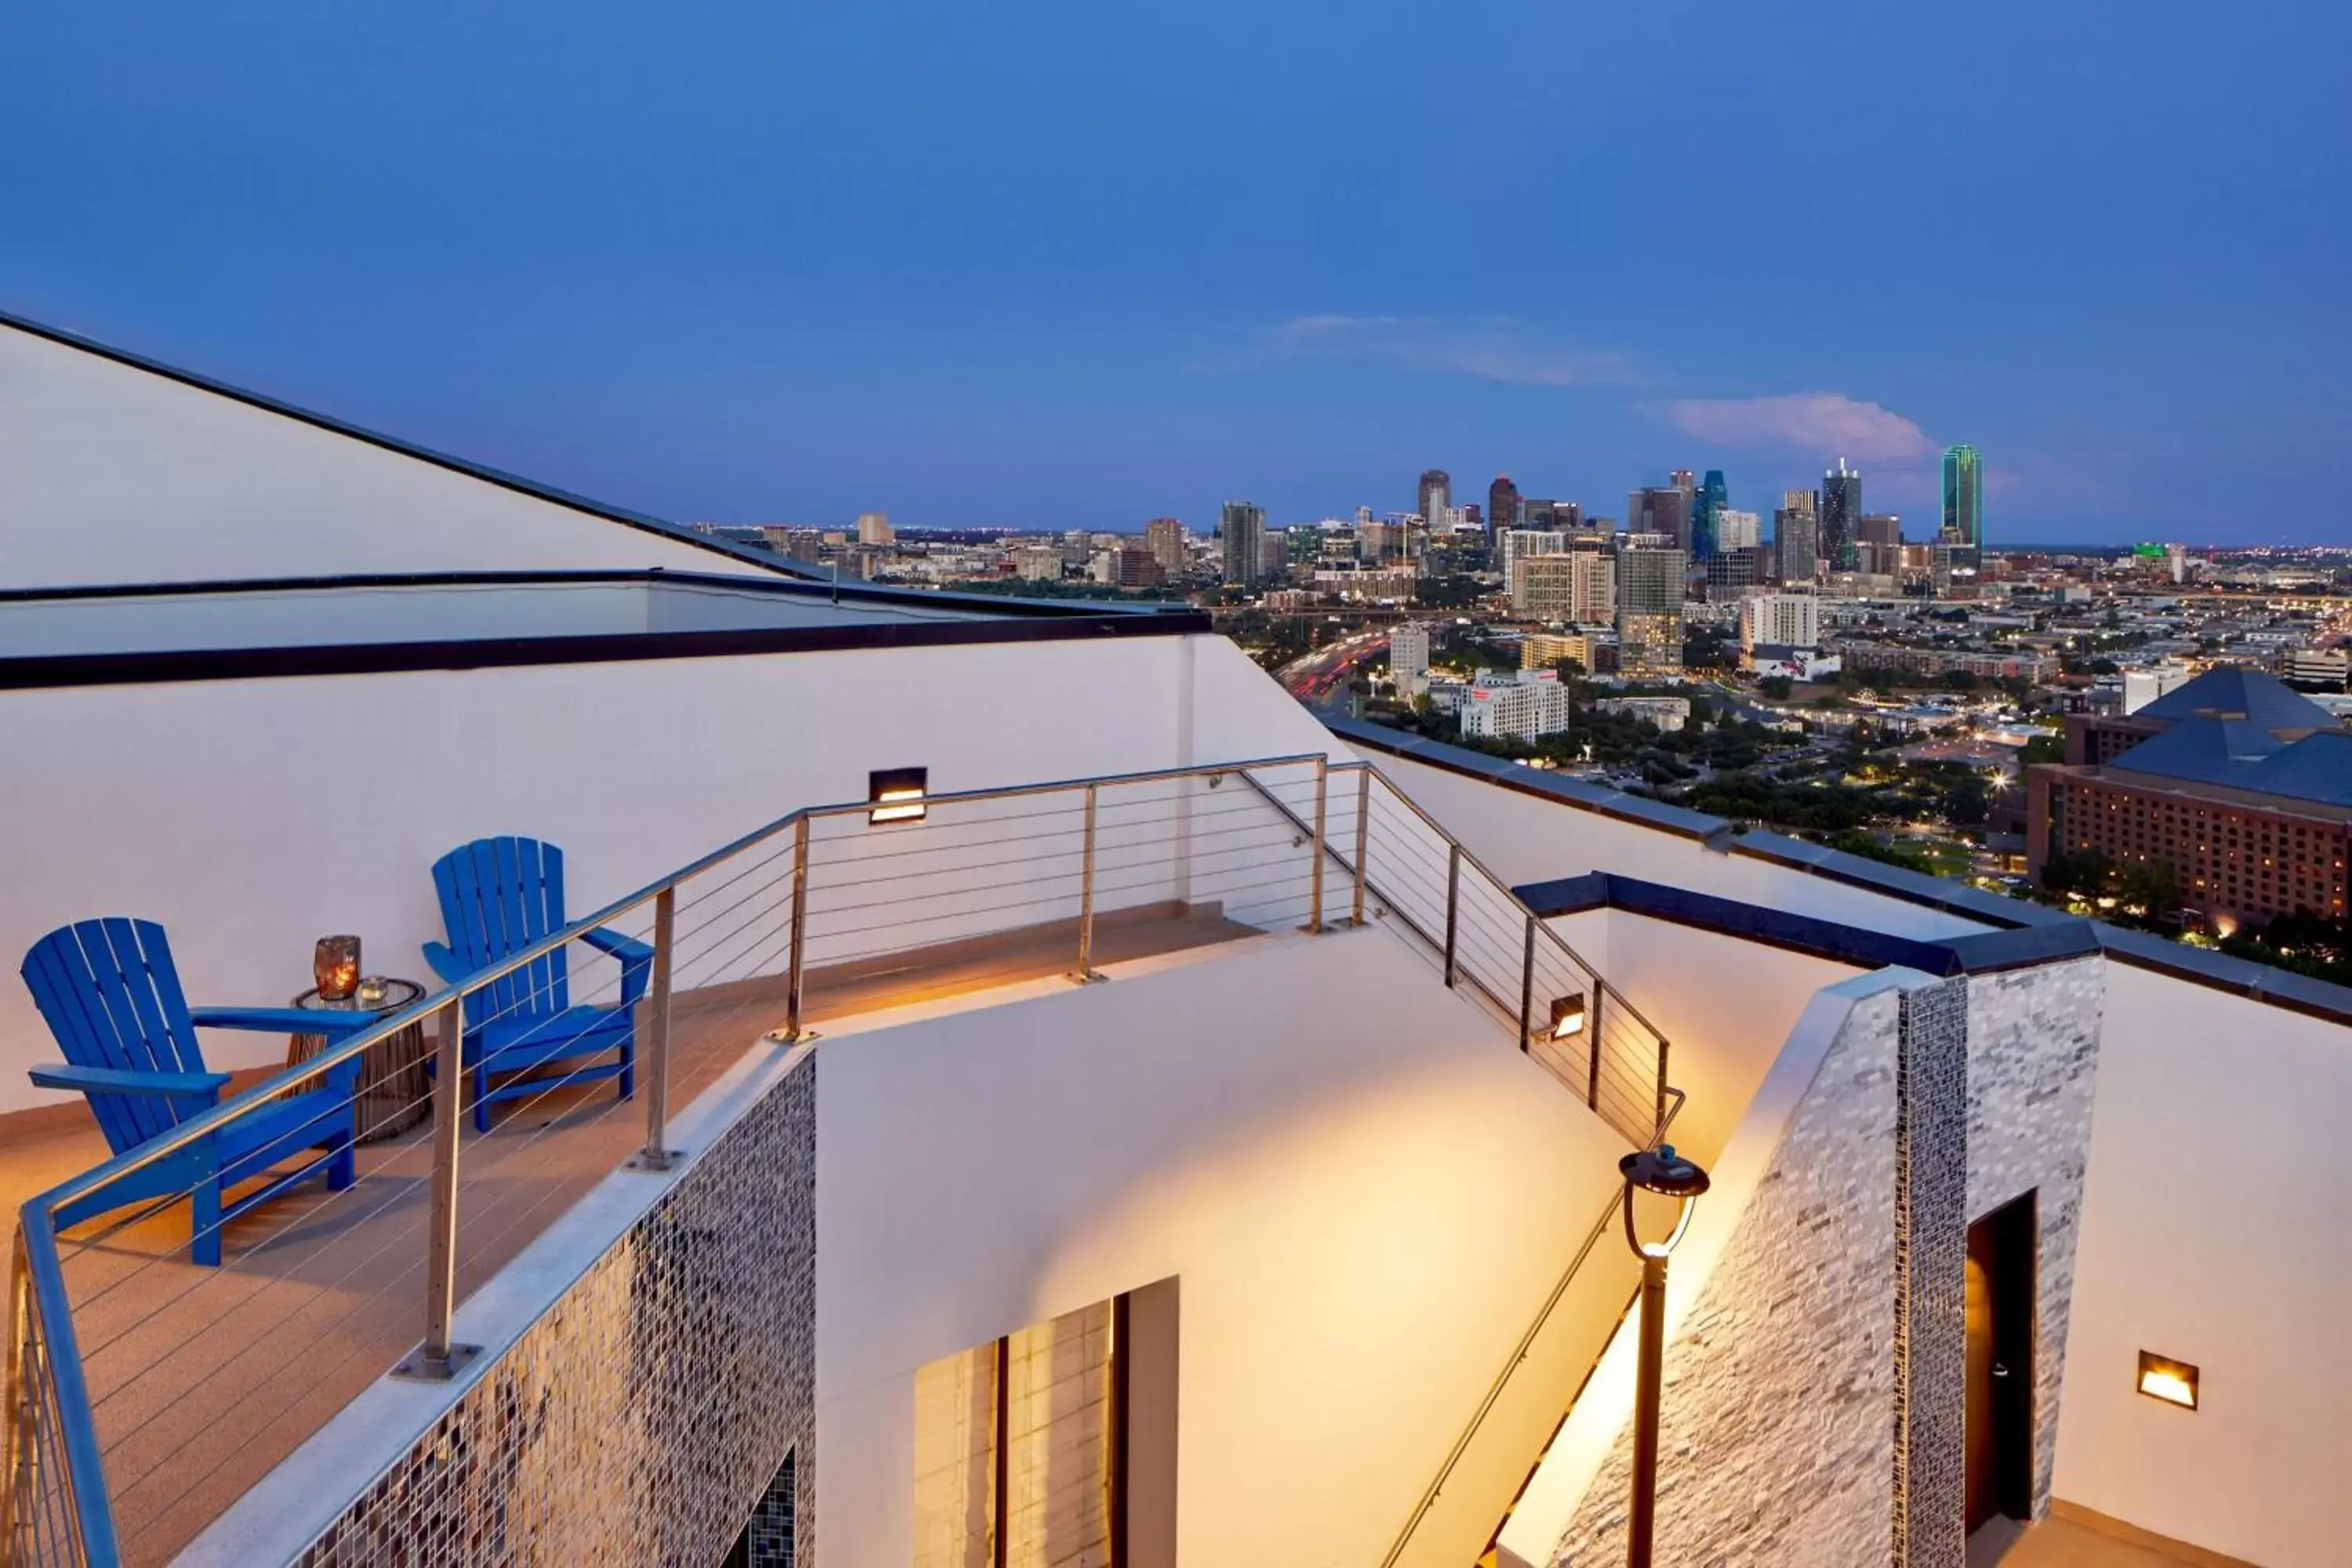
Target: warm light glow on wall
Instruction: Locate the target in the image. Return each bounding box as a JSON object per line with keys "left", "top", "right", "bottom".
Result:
{"left": 2138, "top": 1351, "right": 2198, "bottom": 1410}
{"left": 869, "top": 766, "right": 929, "bottom": 824}
{"left": 871, "top": 788, "right": 927, "bottom": 823}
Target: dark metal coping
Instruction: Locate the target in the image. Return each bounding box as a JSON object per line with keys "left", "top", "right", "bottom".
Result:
{"left": 0, "top": 307, "right": 807, "bottom": 581}
{"left": 0, "top": 568, "right": 1210, "bottom": 691}
{"left": 1332, "top": 715, "right": 2352, "bottom": 1026}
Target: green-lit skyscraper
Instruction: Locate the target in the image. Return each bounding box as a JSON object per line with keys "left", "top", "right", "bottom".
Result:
{"left": 1942, "top": 444, "right": 1983, "bottom": 548}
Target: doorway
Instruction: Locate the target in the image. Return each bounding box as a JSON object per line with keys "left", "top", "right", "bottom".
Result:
{"left": 1964, "top": 1191, "right": 2036, "bottom": 1534}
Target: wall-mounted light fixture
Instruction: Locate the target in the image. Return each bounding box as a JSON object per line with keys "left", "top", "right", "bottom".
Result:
{"left": 869, "top": 766, "right": 928, "bottom": 824}
{"left": 2137, "top": 1351, "right": 2198, "bottom": 1410}
{"left": 1547, "top": 993, "right": 1587, "bottom": 1040}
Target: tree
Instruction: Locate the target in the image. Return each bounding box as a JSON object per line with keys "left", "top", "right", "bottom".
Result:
{"left": 1756, "top": 674, "right": 1794, "bottom": 701}
{"left": 2115, "top": 859, "right": 2182, "bottom": 920}
{"left": 2019, "top": 734, "right": 2065, "bottom": 767}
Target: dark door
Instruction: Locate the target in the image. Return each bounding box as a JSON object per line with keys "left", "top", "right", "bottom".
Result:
{"left": 1965, "top": 1192, "right": 2037, "bottom": 1534}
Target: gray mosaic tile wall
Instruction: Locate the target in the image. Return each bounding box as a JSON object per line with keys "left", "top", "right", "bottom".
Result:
{"left": 1895, "top": 978, "right": 1969, "bottom": 1568}
{"left": 290, "top": 1051, "right": 818, "bottom": 1567}
{"left": 1964, "top": 956, "right": 2104, "bottom": 1519}
{"left": 1549, "top": 986, "right": 1902, "bottom": 1566}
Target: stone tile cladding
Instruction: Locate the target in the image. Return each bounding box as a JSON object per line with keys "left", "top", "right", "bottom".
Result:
{"left": 1895, "top": 978, "right": 1969, "bottom": 1568}
{"left": 1964, "top": 957, "right": 2103, "bottom": 1519}
{"left": 289, "top": 1051, "right": 818, "bottom": 1567}
{"left": 1551, "top": 988, "right": 1901, "bottom": 1566}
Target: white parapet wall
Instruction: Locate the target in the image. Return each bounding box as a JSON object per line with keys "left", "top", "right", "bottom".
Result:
{"left": 0, "top": 632, "right": 1343, "bottom": 1112}
{"left": 0, "top": 317, "right": 763, "bottom": 590}
{"left": 1363, "top": 749, "right": 1993, "bottom": 941}
{"left": 2053, "top": 961, "right": 2352, "bottom": 1568}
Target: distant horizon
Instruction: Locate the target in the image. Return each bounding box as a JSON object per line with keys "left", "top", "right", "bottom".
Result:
{"left": 724, "top": 517, "right": 2352, "bottom": 555}
{"left": 5, "top": 4, "right": 2342, "bottom": 546}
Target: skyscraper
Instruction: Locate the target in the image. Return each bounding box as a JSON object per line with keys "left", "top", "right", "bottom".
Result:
{"left": 1774, "top": 492, "right": 1820, "bottom": 584}
{"left": 1715, "top": 509, "right": 1762, "bottom": 550}
{"left": 1857, "top": 514, "right": 1903, "bottom": 576}
{"left": 1942, "top": 445, "right": 1984, "bottom": 549}
{"left": 1486, "top": 476, "right": 1521, "bottom": 541}
{"left": 1220, "top": 501, "right": 1266, "bottom": 590}
{"left": 1628, "top": 487, "right": 1693, "bottom": 551}
{"left": 1390, "top": 622, "right": 1431, "bottom": 696}
{"left": 856, "top": 511, "right": 895, "bottom": 546}
{"left": 1145, "top": 517, "right": 1185, "bottom": 575}
{"left": 1693, "top": 470, "right": 1729, "bottom": 563}
{"left": 1617, "top": 535, "right": 1688, "bottom": 676}
{"left": 1417, "top": 470, "right": 1451, "bottom": 527}
{"left": 1819, "top": 459, "right": 1862, "bottom": 573}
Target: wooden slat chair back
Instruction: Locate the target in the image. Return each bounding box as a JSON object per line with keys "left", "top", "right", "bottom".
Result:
{"left": 425, "top": 837, "right": 651, "bottom": 1133}
{"left": 20, "top": 918, "right": 365, "bottom": 1265}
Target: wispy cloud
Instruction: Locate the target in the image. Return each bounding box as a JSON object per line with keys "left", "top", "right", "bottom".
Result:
{"left": 1241, "top": 314, "right": 1639, "bottom": 387}
{"left": 1650, "top": 392, "right": 1938, "bottom": 463}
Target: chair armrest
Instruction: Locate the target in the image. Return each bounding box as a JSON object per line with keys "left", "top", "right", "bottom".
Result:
{"left": 581, "top": 927, "right": 654, "bottom": 966}
{"left": 422, "top": 942, "right": 473, "bottom": 986}
{"left": 28, "top": 1063, "right": 231, "bottom": 1098}
{"left": 583, "top": 927, "right": 656, "bottom": 1007}
{"left": 191, "top": 1006, "right": 378, "bottom": 1040}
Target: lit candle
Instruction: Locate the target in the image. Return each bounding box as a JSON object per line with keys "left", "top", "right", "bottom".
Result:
{"left": 314, "top": 935, "right": 361, "bottom": 1003}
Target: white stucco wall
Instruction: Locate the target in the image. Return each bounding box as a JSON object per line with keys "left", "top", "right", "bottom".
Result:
{"left": 1367, "top": 751, "right": 1991, "bottom": 942}
{"left": 2052, "top": 963, "right": 2352, "bottom": 1568}
{"left": 1576, "top": 911, "right": 1864, "bottom": 1167}
{"left": 812, "top": 931, "right": 1630, "bottom": 1568}
{"left": 0, "top": 321, "right": 755, "bottom": 589}
{"left": 0, "top": 633, "right": 1342, "bottom": 1112}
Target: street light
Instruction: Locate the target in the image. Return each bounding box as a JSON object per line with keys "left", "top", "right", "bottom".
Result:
{"left": 1619, "top": 1143, "right": 1711, "bottom": 1568}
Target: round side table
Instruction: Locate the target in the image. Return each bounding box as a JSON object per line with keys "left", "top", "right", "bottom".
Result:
{"left": 288, "top": 978, "right": 430, "bottom": 1144}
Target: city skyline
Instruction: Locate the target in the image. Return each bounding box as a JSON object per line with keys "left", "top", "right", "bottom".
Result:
{"left": 2, "top": 3, "right": 2343, "bottom": 544}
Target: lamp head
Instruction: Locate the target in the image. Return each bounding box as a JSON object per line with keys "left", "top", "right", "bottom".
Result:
{"left": 1619, "top": 1144, "right": 1711, "bottom": 1200}
{"left": 1619, "top": 1144, "right": 1710, "bottom": 1259}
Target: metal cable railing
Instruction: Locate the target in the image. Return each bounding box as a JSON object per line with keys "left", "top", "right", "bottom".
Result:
{"left": 1240, "top": 767, "right": 1675, "bottom": 1148}
{"left": 6, "top": 752, "right": 1345, "bottom": 1567}
{"left": 6, "top": 748, "right": 1679, "bottom": 1567}
{"left": 1227, "top": 766, "right": 1688, "bottom": 1568}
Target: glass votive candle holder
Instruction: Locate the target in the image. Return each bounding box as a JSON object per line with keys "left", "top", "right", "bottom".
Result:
{"left": 314, "top": 935, "right": 362, "bottom": 1002}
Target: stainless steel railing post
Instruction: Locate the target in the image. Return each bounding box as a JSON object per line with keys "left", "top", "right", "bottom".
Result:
{"left": 1654, "top": 1035, "right": 1672, "bottom": 1145}
{"left": 3, "top": 1233, "right": 29, "bottom": 1551}
{"left": 1075, "top": 783, "right": 1099, "bottom": 982}
{"left": 1442, "top": 844, "right": 1461, "bottom": 988}
{"left": 630, "top": 886, "right": 677, "bottom": 1171}
{"left": 396, "top": 997, "right": 477, "bottom": 1380}
{"left": 1518, "top": 913, "right": 1536, "bottom": 1051}
{"left": 1308, "top": 757, "right": 1328, "bottom": 934}
{"left": 783, "top": 816, "right": 811, "bottom": 1040}
{"left": 1352, "top": 766, "right": 1370, "bottom": 927}
{"left": 1589, "top": 985, "right": 1605, "bottom": 1112}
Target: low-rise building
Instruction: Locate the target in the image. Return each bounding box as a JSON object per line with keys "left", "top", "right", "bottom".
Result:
{"left": 1461, "top": 669, "right": 1573, "bottom": 740}
{"left": 1594, "top": 695, "right": 1691, "bottom": 732}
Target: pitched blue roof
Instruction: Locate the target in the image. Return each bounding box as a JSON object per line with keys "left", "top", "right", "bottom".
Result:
{"left": 2136, "top": 664, "right": 2332, "bottom": 729}
{"left": 2110, "top": 716, "right": 2352, "bottom": 807}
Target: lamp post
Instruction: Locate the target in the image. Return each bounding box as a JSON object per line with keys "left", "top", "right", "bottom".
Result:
{"left": 1619, "top": 1143, "right": 1710, "bottom": 1568}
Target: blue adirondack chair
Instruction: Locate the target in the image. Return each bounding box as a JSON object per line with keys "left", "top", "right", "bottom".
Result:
{"left": 425, "top": 837, "right": 651, "bottom": 1132}
{"left": 22, "top": 919, "right": 371, "bottom": 1267}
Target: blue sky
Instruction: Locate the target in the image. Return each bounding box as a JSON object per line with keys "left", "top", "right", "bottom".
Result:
{"left": 3, "top": 2, "right": 2346, "bottom": 543}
